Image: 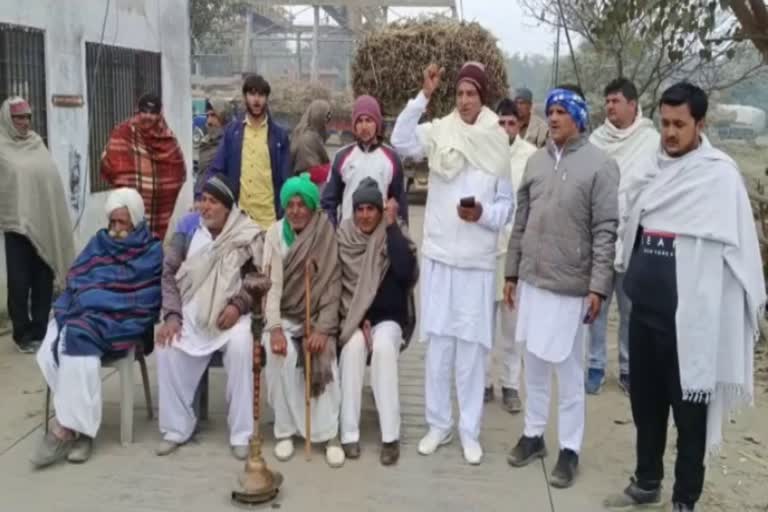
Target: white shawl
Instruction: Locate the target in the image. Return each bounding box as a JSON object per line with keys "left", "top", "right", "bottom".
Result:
{"left": 590, "top": 110, "right": 660, "bottom": 268}
{"left": 620, "top": 137, "right": 765, "bottom": 455}
{"left": 421, "top": 106, "right": 510, "bottom": 180}
{"left": 176, "top": 208, "right": 264, "bottom": 333}
{"left": 495, "top": 136, "right": 537, "bottom": 298}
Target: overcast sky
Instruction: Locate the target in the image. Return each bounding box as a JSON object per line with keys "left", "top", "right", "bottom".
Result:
{"left": 397, "top": 1, "right": 556, "bottom": 57}
{"left": 290, "top": 1, "right": 558, "bottom": 57}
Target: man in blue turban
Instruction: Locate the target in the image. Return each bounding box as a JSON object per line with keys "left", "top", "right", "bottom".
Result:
{"left": 504, "top": 85, "right": 620, "bottom": 488}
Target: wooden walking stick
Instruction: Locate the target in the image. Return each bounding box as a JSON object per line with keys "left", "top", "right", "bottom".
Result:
{"left": 303, "top": 259, "right": 314, "bottom": 461}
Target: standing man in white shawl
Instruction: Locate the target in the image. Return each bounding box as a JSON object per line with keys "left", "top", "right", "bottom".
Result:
{"left": 505, "top": 85, "right": 619, "bottom": 489}
{"left": 155, "top": 174, "right": 267, "bottom": 460}
{"left": 391, "top": 62, "right": 514, "bottom": 465}
{"left": 484, "top": 98, "right": 536, "bottom": 413}
{"left": 586, "top": 78, "right": 660, "bottom": 395}
{"left": 604, "top": 83, "right": 764, "bottom": 512}
{"left": 0, "top": 97, "right": 75, "bottom": 353}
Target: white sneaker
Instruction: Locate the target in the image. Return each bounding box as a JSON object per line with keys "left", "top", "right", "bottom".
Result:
{"left": 274, "top": 438, "right": 294, "bottom": 462}
{"left": 325, "top": 443, "right": 346, "bottom": 468}
{"left": 462, "top": 438, "right": 483, "bottom": 465}
{"left": 417, "top": 429, "right": 453, "bottom": 456}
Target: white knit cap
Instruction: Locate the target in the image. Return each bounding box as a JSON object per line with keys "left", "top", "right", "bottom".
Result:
{"left": 104, "top": 187, "right": 145, "bottom": 227}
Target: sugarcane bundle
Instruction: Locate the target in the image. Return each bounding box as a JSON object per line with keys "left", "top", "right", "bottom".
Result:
{"left": 352, "top": 20, "right": 509, "bottom": 117}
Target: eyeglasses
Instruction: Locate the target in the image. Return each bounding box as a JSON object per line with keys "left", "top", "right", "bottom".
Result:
{"left": 498, "top": 119, "right": 518, "bottom": 127}
{"left": 11, "top": 114, "right": 32, "bottom": 121}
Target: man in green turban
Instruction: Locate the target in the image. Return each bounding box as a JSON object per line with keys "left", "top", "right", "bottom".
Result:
{"left": 261, "top": 173, "right": 345, "bottom": 468}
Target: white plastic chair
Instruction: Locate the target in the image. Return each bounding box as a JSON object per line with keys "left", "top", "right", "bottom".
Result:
{"left": 43, "top": 344, "right": 154, "bottom": 446}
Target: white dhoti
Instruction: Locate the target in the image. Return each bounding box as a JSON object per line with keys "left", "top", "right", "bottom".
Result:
{"left": 421, "top": 257, "right": 493, "bottom": 443}
{"left": 516, "top": 281, "right": 586, "bottom": 453}
{"left": 157, "top": 313, "right": 254, "bottom": 446}
{"left": 340, "top": 321, "right": 402, "bottom": 444}
{"left": 263, "top": 319, "right": 341, "bottom": 443}
{"left": 485, "top": 301, "right": 523, "bottom": 389}
{"left": 37, "top": 321, "right": 102, "bottom": 437}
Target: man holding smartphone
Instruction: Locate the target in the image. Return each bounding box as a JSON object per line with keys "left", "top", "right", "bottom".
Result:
{"left": 504, "top": 85, "right": 619, "bottom": 488}
{"left": 391, "top": 62, "right": 513, "bottom": 465}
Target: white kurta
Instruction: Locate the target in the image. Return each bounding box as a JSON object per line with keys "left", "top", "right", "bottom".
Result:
{"left": 420, "top": 257, "right": 496, "bottom": 348}
{"left": 263, "top": 318, "right": 341, "bottom": 443}
{"left": 391, "top": 93, "right": 514, "bottom": 448}
{"left": 515, "top": 280, "right": 587, "bottom": 452}
{"left": 174, "top": 227, "right": 245, "bottom": 357}
{"left": 485, "top": 301, "right": 523, "bottom": 390}
{"left": 37, "top": 321, "right": 102, "bottom": 437}
{"left": 516, "top": 281, "right": 585, "bottom": 363}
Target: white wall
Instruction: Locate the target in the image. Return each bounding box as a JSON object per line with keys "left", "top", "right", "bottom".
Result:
{"left": 0, "top": 0, "right": 193, "bottom": 313}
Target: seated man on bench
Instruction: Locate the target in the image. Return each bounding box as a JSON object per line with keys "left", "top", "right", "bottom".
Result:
{"left": 337, "top": 178, "right": 418, "bottom": 466}
{"left": 154, "top": 175, "right": 267, "bottom": 460}
{"left": 33, "top": 188, "right": 163, "bottom": 468}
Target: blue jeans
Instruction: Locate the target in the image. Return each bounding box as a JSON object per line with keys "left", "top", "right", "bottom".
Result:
{"left": 588, "top": 272, "right": 631, "bottom": 374}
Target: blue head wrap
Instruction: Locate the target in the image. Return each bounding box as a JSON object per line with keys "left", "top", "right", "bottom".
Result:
{"left": 545, "top": 88, "right": 589, "bottom": 132}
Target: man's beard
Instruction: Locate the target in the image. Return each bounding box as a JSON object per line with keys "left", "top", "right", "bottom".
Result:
{"left": 247, "top": 104, "right": 265, "bottom": 118}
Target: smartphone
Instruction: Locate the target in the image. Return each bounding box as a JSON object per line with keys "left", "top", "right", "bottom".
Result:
{"left": 583, "top": 312, "right": 592, "bottom": 324}
{"left": 459, "top": 196, "right": 476, "bottom": 208}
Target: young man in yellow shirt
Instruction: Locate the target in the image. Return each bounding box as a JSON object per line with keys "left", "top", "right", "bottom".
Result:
{"left": 203, "top": 74, "right": 291, "bottom": 228}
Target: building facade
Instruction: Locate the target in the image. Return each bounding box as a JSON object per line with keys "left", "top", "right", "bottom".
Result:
{"left": 0, "top": 0, "right": 193, "bottom": 312}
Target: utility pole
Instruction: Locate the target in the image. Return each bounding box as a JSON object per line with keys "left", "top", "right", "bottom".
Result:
{"left": 242, "top": 9, "right": 252, "bottom": 74}
{"left": 311, "top": 5, "right": 320, "bottom": 82}
{"left": 553, "top": 23, "right": 561, "bottom": 86}
{"left": 296, "top": 32, "right": 303, "bottom": 80}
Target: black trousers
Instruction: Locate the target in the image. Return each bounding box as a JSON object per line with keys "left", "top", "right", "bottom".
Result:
{"left": 628, "top": 306, "right": 708, "bottom": 508}
{"left": 4, "top": 232, "right": 54, "bottom": 344}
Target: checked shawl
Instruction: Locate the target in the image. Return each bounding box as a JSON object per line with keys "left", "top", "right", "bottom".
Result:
{"left": 100, "top": 115, "right": 185, "bottom": 240}
{"left": 52, "top": 224, "right": 163, "bottom": 359}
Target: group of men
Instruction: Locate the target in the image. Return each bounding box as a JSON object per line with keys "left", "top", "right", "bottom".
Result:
{"left": 390, "top": 61, "right": 761, "bottom": 512}
{"left": 17, "top": 56, "right": 764, "bottom": 512}
{"left": 29, "top": 72, "right": 418, "bottom": 471}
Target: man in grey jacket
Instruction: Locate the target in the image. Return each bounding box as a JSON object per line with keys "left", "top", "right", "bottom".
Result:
{"left": 503, "top": 85, "right": 619, "bottom": 488}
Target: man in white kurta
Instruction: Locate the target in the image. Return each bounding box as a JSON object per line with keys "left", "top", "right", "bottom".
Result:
{"left": 261, "top": 173, "right": 346, "bottom": 468}
{"left": 484, "top": 98, "right": 536, "bottom": 413}
{"left": 505, "top": 86, "right": 619, "bottom": 488}
{"left": 155, "top": 175, "right": 266, "bottom": 460}
{"left": 585, "top": 78, "right": 660, "bottom": 395}
{"left": 32, "top": 189, "right": 162, "bottom": 468}
{"left": 391, "top": 62, "right": 513, "bottom": 465}
{"left": 337, "top": 178, "right": 419, "bottom": 466}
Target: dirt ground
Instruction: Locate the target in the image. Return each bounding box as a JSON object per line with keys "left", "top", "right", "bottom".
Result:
{"left": 601, "top": 309, "right": 768, "bottom": 512}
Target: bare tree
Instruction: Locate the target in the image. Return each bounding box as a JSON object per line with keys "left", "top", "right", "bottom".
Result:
{"left": 190, "top": 0, "right": 247, "bottom": 54}
{"left": 518, "top": 0, "right": 766, "bottom": 113}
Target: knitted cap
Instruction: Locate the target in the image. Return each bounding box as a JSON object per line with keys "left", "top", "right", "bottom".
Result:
{"left": 514, "top": 88, "right": 533, "bottom": 103}
{"left": 9, "top": 97, "right": 31, "bottom": 116}
{"left": 457, "top": 62, "right": 488, "bottom": 104}
{"left": 352, "top": 95, "right": 383, "bottom": 135}
{"left": 352, "top": 177, "right": 383, "bottom": 211}
{"left": 202, "top": 174, "right": 236, "bottom": 210}
{"left": 137, "top": 93, "right": 162, "bottom": 114}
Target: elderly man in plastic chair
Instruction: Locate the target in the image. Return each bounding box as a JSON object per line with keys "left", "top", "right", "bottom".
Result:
{"left": 337, "top": 178, "right": 419, "bottom": 466}
{"left": 32, "top": 189, "right": 163, "bottom": 468}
